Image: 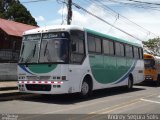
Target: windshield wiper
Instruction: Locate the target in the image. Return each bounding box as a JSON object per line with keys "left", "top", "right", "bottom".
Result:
{"left": 43, "top": 42, "right": 52, "bottom": 62}
{"left": 19, "top": 44, "right": 25, "bottom": 63}
{"left": 44, "top": 42, "right": 48, "bottom": 56}
{"left": 33, "top": 44, "right": 36, "bottom": 57}
{"left": 21, "top": 44, "right": 25, "bottom": 56}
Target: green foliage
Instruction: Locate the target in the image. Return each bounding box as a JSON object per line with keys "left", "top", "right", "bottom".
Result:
{"left": 0, "top": 0, "right": 37, "bottom": 26}
{"left": 0, "top": 0, "right": 5, "bottom": 18}
{"left": 143, "top": 38, "right": 160, "bottom": 56}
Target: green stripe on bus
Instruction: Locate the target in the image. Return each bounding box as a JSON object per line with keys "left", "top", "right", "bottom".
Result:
{"left": 28, "top": 64, "right": 57, "bottom": 74}
{"left": 89, "top": 54, "right": 134, "bottom": 84}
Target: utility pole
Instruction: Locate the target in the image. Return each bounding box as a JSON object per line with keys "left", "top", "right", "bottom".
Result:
{"left": 67, "top": 0, "right": 72, "bottom": 25}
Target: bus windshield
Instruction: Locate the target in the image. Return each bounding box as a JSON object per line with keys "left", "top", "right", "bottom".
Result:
{"left": 144, "top": 59, "right": 155, "bottom": 68}
{"left": 19, "top": 34, "right": 40, "bottom": 63}
{"left": 19, "top": 32, "right": 69, "bottom": 64}
{"left": 39, "top": 33, "right": 69, "bottom": 63}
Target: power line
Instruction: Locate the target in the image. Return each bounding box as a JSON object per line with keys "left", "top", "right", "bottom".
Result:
{"left": 107, "top": 14, "right": 119, "bottom": 34}
{"left": 89, "top": 0, "right": 158, "bottom": 37}
{"left": 57, "top": 0, "right": 66, "bottom": 25}
{"left": 21, "top": 0, "right": 159, "bottom": 40}
{"left": 72, "top": 2, "right": 143, "bottom": 41}
{"left": 21, "top": 0, "right": 52, "bottom": 3}
{"left": 105, "top": 0, "right": 160, "bottom": 11}
{"left": 124, "top": 0, "right": 160, "bottom": 6}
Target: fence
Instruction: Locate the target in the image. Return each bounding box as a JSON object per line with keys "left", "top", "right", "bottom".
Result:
{"left": 0, "top": 49, "right": 20, "bottom": 63}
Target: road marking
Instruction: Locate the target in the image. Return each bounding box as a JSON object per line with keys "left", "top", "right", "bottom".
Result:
{"left": 46, "top": 92, "right": 157, "bottom": 114}
{"left": 82, "top": 101, "right": 142, "bottom": 120}
{"left": 19, "top": 98, "right": 115, "bottom": 120}
{"left": 88, "top": 93, "right": 157, "bottom": 115}
{"left": 70, "top": 93, "right": 157, "bottom": 120}
{"left": 102, "top": 101, "right": 142, "bottom": 114}
{"left": 88, "top": 99, "right": 139, "bottom": 114}
{"left": 19, "top": 93, "right": 158, "bottom": 120}
{"left": 140, "top": 98, "right": 160, "bottom": 104}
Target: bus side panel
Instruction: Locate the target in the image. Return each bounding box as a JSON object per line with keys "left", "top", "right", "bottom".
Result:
{"left": 68, "top": 56, "right": 91, "bottom": 93}
{"left": 89, "top": 54, "right": 136, "bottom": 89}
{"left": 133, "top": 60, "right": 144, "bottom": 84}
{"left": 116, "top": 57, "right": 127, "bottom": 86}
{"left": 104, "top": 55, "right": 117, "bottom": 84}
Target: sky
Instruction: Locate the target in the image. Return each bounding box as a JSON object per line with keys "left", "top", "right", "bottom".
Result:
{"left": 19, "top": 0, "right": 160, "bottom": 43}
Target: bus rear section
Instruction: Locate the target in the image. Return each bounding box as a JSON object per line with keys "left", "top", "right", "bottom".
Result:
{"left": 144, "top": 53, "right": 160, "bottom": 85}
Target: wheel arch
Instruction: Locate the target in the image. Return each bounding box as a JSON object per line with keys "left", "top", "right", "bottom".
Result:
{"left": 79, "top": 74, "right": 93, "bottom": 92}
{"left": 129, "top": 73, "right": 134, "bottom": 84}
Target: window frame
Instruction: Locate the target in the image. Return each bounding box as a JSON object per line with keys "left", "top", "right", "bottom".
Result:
{"left": 125, "top": 44, "right": 134, "bottom": 58}
{"left": 133, "top": 46, "right": 139, "bottom": 59}
{"left": 87, "top": 33, "right": 102, "bottom": 54}
{"left": 103, "top": 38, "right": 115, "bottom": 56}
{"left": 86, "top": 32, "right": 143, "bottom": 60}
{"left": 115, "top": 42, "right": 125, "bottom": 57}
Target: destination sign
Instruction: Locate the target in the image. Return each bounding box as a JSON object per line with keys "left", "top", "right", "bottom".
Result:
{"left": 23, "top": 34, "right": 41, "bottom": 41}
{"left": 42, "top": 32, "right": 68, "bottom": 39}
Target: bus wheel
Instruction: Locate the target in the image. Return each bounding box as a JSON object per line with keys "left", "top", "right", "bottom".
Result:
{"left": 80, "top": 80, "right": 92, "bottom": 98}
{"left": 127, "top": 76, "right": 133, "bottom": 90}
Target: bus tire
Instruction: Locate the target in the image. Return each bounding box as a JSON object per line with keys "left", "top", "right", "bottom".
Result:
{"left": 79, "top": 79, "right": 92, "bottom": 98}
{"left": 127, "top": 75, "right": 133, "bottom": 90}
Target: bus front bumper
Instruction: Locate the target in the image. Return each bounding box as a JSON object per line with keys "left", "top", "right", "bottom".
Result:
{"left": 145, "top": 75, "right": 153, "bottom": 81}
{"left": 18, "top": 81, "right": 73, "bottom": 94}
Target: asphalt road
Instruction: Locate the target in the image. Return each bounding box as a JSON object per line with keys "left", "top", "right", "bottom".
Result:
{"left": 0, "top": 83, "right": 160, "bottom": 120}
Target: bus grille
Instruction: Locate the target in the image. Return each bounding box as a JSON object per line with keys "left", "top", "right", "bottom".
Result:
{"left": 26, "top": 84, "right": 51, "bottom": 91}
{"left": 26, "top": 76, "right": 51, "bottom": 80}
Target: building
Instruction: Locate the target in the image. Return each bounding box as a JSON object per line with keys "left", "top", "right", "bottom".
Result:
{"left": 0, "top": 18, "right": 37, "bottom": 62}
{"left": 0, "top": 18, "right": 37, "bottom": 80}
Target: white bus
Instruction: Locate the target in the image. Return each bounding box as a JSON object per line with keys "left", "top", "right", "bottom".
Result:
{"left": 18, "top": 25, "right": 144, "bottom": 97}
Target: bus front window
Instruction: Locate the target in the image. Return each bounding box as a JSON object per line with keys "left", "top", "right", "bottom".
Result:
{"left": 19, "top": 32, "right": 69, "bottom": 64}
{"left": 39, "top": 32, "right": 69, "bottom": 63}
{"left": 19, "top": 34, "right": 40, "bottom": 63}
{"left": 144, "top": 59, "right": 155, "bottom": 69}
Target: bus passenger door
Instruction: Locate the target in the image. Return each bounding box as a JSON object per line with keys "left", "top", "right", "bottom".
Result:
{"left": 68, "top": 30, "right": 86, "bottom": 93}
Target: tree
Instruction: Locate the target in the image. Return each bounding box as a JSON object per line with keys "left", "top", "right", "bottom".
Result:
{"left": 0, "top": 0, "right": 37, "bottom": 26}
{"left": 143, "top": 38, "right": 160, "bottom": 56}
{"left": 0, "top": 0, "right": 5, "bottom": 18}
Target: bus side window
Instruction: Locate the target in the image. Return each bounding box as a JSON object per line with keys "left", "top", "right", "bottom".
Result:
{"left": 88, "top": 35, "right": 96, "bottom": 52}
{"left": 134, "top": 47, "right": 139, "bottom": 59}
{"left": 70, "top": 30, "right": 85, "bottom": 64}
{"left": 139, "top": 48, "right": 143, "bottom": 59}
{"left": 126, "top": 45, "right": 133, "bottom": 58}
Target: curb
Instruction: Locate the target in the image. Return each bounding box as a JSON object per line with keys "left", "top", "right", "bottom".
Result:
{"left": 0, "top": 80, "right": 17, "bottom": 82}
{"left": 0, "top": 87, "right": 18, "bottom": 91}
{"left": 0, "top": 92, "right": 35, "bottom": 101}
